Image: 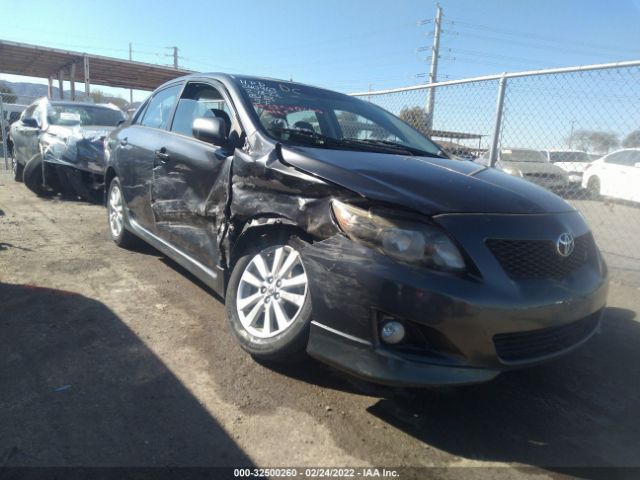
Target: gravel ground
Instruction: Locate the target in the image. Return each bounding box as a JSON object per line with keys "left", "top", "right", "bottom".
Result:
{"left": 1, "top": 174, "right": 639, "bottom": 479}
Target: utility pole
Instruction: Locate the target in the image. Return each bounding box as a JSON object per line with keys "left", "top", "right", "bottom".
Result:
{"left": 425, "top": 3, "right": 442, "bottom": 132}
{"left": 568, "top": 120, "right": 576, "bottom": 149}
{"left": 129, "top": 43, "right": 133, "bottom": 105}
{"left": 172, "top": 46, "right": 179, "bottom": 69}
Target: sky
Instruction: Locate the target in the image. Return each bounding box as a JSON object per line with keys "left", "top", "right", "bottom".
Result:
{"left": 1, "top": 0, "right": 640, "bottom": 151}
{"left": 2, "top": 0, "right": 640, "bottom": 101}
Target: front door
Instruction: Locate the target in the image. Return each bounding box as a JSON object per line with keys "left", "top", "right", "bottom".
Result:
{"left": 151, "top": 81, "right": 237, "bottom": 270}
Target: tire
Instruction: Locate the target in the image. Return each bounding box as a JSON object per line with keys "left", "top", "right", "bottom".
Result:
{"left": 12, "top": 158, "right": 23, "bottom": 182}
{"left": 107, "top": 177, "right": 139, "bottom": 249}
{"left": 23, "top": 156, "right": 53, "bottom": 197}
{"left": 225, "top": 235, "right": 313, "bottom": 361}
{"left": 587, "top": 177, "right": 601, "bottom": 200}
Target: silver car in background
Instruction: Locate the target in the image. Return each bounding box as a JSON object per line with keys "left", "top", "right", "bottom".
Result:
{"left": 478, "top": 148, "right": 569, "bottom": 192}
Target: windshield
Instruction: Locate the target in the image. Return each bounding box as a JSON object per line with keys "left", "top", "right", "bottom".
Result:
{"left": 501, "top": 149, "right": 547, "bottom": 162}
{"left": 549, "top": 151, "right": 592, "bottom": 163}
{"left": 237, "top": 77, "right": 443, "bottom": 157}
{"left": 47, "top": 105, "right": 124, "bottom": 127}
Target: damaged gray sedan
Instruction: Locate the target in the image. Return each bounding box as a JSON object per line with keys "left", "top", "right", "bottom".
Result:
{"left": 11, "top": 98, "right": 125, "bottom": 200}
{"left": 104, "top": 74, "right": 607, "bottom": 387}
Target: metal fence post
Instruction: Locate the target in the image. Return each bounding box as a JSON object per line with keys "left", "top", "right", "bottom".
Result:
{"left": 488, "top": 74, "right": 507, "bottom": 167}
{"left": 0, "top": 94, "right": 8, "bottom": 169}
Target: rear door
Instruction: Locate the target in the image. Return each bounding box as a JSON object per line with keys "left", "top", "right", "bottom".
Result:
{"left": 115, "top": 83, "right": 182, "bottom": 231}
{"left": 151, "top": 81, "right": 238, "bottom": 269}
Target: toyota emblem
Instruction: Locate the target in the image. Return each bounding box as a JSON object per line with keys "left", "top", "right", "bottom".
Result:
{"left": 556, "top": 233, "right": 575, "bottom": 257}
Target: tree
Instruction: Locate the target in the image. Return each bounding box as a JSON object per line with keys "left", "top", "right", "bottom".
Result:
{"left": 89, "top": 89, "right": 127, "bottom": 109}
{"left": 399, "top": 106, "right": 429, "bottom": 135}
{"left": 89, "top": 90, "right": 108, "bottom": 104}
{"left": 0, "top": 84, "right": 17, "bottom": 104}
{"left": 568, "top": 129, "right": 619, "bottom": 153}
{"left": 622, "top": 130, "right": 640, "bottom": 148}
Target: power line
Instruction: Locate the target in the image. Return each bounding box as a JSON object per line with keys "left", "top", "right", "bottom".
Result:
{"left": 443, "top": 20, "right": 640, "bottom": 56}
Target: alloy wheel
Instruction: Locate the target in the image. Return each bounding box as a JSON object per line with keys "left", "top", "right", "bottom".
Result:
{"left": 236, "top": 245, "right": 309, "bottom": 339}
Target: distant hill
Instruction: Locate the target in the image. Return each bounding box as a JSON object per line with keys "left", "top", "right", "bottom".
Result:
{"left": 0, "top": 80, "right": 129, "bottom": 108}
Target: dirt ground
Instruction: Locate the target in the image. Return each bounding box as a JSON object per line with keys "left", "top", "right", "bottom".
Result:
{"left": 1, "top": 174, "right": 640, "bottom": 479}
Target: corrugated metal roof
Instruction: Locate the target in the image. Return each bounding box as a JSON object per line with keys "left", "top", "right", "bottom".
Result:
{"left": 0, "top": 39, "right": 193, "bottom": 91}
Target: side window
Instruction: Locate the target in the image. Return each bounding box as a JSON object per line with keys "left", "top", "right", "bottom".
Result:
{"left": 139, "top": 84, "right": 181, "bottom": 130}
{"left": 286, "top": 110, "right": 320, "bottom": 132}
{"left": 627, "top": 150, "right": 640, "bottom": 166}
{"left": 335, "top": 110, "right": 401, "bottom": 141}
{"left": 170, "top": 82, "right": 231, "bottom": 138}
{"left": 132, "top": 99, "right": 151, "bottom": 125}
{"left": 605, "top": 151, "right": 629, "bottom": 166}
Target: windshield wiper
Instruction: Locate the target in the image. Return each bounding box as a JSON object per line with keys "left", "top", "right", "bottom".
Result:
{"left": 268, "top": 127, "right": 343, "bottom": 146}
{"left": 270, "top": 127, "right": 417, "bottom": 155}
{"left": 345, "top": 138, "right": 445, "bottom": 158}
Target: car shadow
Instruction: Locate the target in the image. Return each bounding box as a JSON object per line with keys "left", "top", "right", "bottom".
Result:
{"left": 0, "top": 283, "right": 253, "bottom": 468}
{"left": 364, "top": 307, "right": 639, "bottom": 474}
{"left": 135, "top": 250, "right": 640, "bottom": 472}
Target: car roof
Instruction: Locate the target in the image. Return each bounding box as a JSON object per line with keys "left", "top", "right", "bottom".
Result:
{"left": 546, "top": 149, "right": 588, "bottom": 153}
{"left": 155, "top": 72, "right": 346, "bottom": 97}
{"left": 48, "top": 100, "right": 121, "bottom": 110}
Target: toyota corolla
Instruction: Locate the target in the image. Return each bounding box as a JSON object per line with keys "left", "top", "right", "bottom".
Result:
{"left": 104, "top": 74, "right": 608, "bottom": 386}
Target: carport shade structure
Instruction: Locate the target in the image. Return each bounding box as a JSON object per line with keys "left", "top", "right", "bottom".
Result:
{"left": 0, "top": 39, "right": 193, "bottom": 97}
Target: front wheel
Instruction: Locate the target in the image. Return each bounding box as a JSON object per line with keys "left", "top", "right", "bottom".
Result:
{"left": 587, "top": 177, "right": 601, "bottom": 200}
{"left": 23, "top": 156, "right": 53, "bottom": 197}
{"left": 225, "top": 238, "right": 312, "bottom": 361}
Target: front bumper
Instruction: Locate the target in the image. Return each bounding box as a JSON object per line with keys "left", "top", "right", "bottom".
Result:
{"left": 301, "top": 212, "right": 608, "bottom": 387}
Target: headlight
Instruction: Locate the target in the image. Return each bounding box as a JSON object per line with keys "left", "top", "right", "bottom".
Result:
{"left": 502, "top": 166, "right": 522, "bottom": 177}
{"left": 331, "top": 200, "right": 465, "bottom": 272}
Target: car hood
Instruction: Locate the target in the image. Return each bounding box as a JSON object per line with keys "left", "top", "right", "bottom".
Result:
{"left": 499, "top": 160, "right": 566, "bottom": 175}
{"left": 281, "top": 146, "right": 574, "bottom": 215}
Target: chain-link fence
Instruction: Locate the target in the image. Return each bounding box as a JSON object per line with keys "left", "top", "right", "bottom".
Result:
{"left": 352, "top": 61, "right": 640, "bottom": 286}
{"left": 1, "top": 92, "right": 40, "bottom": 174}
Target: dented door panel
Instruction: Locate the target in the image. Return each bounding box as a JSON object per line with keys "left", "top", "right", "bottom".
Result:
{"left": 151, "top": 133, "right": 233, "bottom": 270}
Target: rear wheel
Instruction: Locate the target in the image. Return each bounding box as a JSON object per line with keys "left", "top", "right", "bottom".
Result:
{"left": 226, "top": 236, "right": 312, "bottom": 361}
{"left": 107, "top": 177, "right": 139, "bottom": 248}
{"left": 587, "top": 177, "right": 601, "bottom": 200}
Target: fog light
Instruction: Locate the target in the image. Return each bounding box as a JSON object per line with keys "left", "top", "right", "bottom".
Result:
{"left": 380, "top": 320, "right": 405, "bottom": 344}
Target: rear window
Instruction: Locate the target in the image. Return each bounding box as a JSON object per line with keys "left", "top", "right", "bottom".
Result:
{"left": 501, "top": 149, "right": 546, "bottom": 162}
{"left": 549, "top": 152, "right": 591, "bottom": 163}
{"left": 47, "top": 105, "right": 125, "bottom": 127}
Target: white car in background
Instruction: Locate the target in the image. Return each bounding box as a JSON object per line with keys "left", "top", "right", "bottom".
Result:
{"left": 582, "top": 148, "right": 640, "bottom": 203}
{"left": 541, "top": 150, "right": 595, "bottom": 186}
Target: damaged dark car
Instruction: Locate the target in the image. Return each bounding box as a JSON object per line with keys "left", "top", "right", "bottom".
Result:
{"left": 11, "top": 98, "right": 125, "bottom": 201}
{"left": 104, "top": 74, "right": 608, "bottom": 386}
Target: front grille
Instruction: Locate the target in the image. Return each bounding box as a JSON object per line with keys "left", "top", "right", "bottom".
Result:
{"left": 486, "top": 233, "right": 594, "bottom": 280}
{"left": 493, "top": 312, "right": 600, "bottom": 363}
{"left": 523, "top": 173, "right": 561, "bottom": 181}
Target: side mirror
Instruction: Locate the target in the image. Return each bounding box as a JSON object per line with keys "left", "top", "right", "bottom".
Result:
{"left": 22, "top": 117, "right": 40, "bottom": 129}
{"left": 192, "top": 117, "right": 228, "bottom": 145}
